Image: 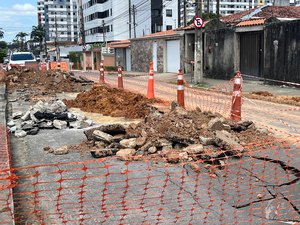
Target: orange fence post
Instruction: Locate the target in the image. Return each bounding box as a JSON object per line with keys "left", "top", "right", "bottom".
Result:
{"left": 177, "top": 69, "right": 185, "bottom": 108}
{"left": 117, "top": 65, "right": 124, "bottom": 89}
{"left": 99, "top": 61, "right": 105, "bottom": 84}
{"left": 231, "top": 71, "right": 242, "bottom": 121}
{"left": 147, "top": 61, "right": 155, "bottom": 99}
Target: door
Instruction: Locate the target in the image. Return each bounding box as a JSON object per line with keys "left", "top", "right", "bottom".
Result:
{"left": 153, "top": 42, "right": 158, "bottom": 71}
{"left": 125, "top": 48, "right": 131, "bottom": 71}
{"left": 167, "top": 40, "right": 180, "bottom": 73}
{"left": 240, "top": 32, "right": 263, "bottom": 77}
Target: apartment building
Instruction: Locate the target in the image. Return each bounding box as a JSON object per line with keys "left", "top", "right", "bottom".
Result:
{"left": 37, "top": 0, "right": 79, "bottom": 43}
{"left": 81, "top": 0, "right": 179, "bottom": 44}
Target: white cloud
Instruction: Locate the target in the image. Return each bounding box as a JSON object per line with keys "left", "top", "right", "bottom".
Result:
{"left": 12, "top": 3, "right": 36, "bottom": 14}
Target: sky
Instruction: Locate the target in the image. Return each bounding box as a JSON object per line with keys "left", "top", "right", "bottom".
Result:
{"left": 0, "top": 0, "right": 37, "bottom": 43}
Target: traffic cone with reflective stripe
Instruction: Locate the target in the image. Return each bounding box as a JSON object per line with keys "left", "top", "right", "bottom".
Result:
{"left": 177, "top": 69, "right": 185, "bottom": 108}
{"left": 118, "top": 65, "right": 124, "bottom": 89}
{"left": 99, "top": 61, "right": 105, "bottom": 83}
{"left": 231, "top": 71, "right": 242, "bottom": 121}
{"left": 147, "top": 61, "right": 155, "bottom": 99}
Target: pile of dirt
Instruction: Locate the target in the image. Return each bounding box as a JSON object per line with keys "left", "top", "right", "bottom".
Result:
{"left": 5, "top": 68, "right": 93, "bottom": 95}
{"left": 64, "top": 85, "right": 160, "bottom": 119}
{"left": 52, "top": 103, "right": 275, "bottom": 167}
{"left": 245, "top": 91, "right": 300, "bottom": 106}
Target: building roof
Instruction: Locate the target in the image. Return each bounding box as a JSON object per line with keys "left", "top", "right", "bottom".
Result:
{"left": 222, "top": 6, "right": 300, "bottom": 24}
{"left": 177, "top": 20, "right": 209, "bottom": 30}
{"left": 107, "top": 40, "right": 130, "bottom": 48}
{"left": 141, "top": 29, "right": 178, "bottom": 38}
{"left": 236, "top": 18, "right": 266, "bottom": 27}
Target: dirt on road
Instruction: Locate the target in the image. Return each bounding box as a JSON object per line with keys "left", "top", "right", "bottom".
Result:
{"left": 245, "top": 91, "right": 300, "bottom": 106}
{"left": 4, "top": 68, "right": 92, "bottom": 97}
{"left": 64, "top": 85, "right": 162, "bottom": 119}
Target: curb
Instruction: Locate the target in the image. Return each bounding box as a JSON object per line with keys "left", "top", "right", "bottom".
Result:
{"left": 0, "top": 82, "right": 15, "bottom": 224}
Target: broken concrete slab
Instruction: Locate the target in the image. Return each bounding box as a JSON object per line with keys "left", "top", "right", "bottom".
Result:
{"left": 15, "top": 130, "right": 27, "bottom": 138}
{"left": 116, "top": 148, "right": 136, "bottom": 160}
{"left": 92, "top": 130, "right": 113, "bottom": 143}
{"left": 120, "top": 138, "right": 137, "bottom": 149}
{"left": 53, "top": 120, "right": 68, "bottom": 130}
{"left": 215, "top": 130, "right": 244, "bottom": 154}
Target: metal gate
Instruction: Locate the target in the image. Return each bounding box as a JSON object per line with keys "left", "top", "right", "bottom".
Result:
{"left": 240, "top": 32, "right": 263, "bottom": 77}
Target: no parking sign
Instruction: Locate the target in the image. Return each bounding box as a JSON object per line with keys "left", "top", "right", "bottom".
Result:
{"left": 194, "top": 17, "right": 204, "bottom": 28}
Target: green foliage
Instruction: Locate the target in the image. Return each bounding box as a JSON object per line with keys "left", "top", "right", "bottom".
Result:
{"left": 0, "top": 28, "right": 4, "bottom": 39}
{"left": 0, "top": 49, "right": 8, "bottom": 63}
{"left": 69, "top": 52, "right": 83, "bottom": 70}
{"left": 105, "top": 66, "right": 118, "bottom": 71}
{"left": 0, "top": 41, "right": 7, "bottom": 49}
{"left": 31, "top": 25, "right": 45, "bottom": 54}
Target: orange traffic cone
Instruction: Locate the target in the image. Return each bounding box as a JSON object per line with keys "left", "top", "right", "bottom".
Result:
{"left": 177, "top": 69, "right": 185, "bottom": 108}
{"left": 118, "top": 65, "right": 124, "bottom": 89}
{"left": 147, "top": 61, "right": 155, "bottom": 99}
{"left": 231, "top": 71, "right": 242, "bottom": 121}
{"left": 99, "top": 61, "right": 105, "bottom": 83}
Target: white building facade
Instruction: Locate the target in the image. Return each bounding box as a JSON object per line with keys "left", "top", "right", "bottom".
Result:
{"left": 37, "top": 0, "right": 79, "bottom": 43}
{"left": 81, "top": 0, "right": 179, "bottom": 44}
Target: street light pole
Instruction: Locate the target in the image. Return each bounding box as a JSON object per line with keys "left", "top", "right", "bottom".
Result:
{"left": 194, "top": 0, "right": 203, "bottom": 83}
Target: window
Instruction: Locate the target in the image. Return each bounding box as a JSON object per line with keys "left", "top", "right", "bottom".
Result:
{"left": 166, "top": 25, "right": 172, "bottom": 30}
{"left": 166, "top": 9, "right": 172, "bottom": 17}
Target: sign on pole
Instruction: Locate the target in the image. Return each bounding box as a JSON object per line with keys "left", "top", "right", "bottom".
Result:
{"left": 194, "top": 16, "right": 204, "bottom": 28}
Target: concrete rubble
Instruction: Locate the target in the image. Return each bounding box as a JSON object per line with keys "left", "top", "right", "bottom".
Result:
{"left": 51, "top": 103, "right": 272, "bottom": 168}
{"left": 7, "top": 100, "right": 94, "bottom": 138}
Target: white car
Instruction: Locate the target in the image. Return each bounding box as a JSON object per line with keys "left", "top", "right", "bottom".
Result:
{"left": 8, "top": 52, "right": 36, "bottom": 70}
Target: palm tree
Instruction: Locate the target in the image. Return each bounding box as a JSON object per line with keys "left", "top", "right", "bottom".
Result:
{"left": 0, "top": 28, "right": 4, "bottom": 39}
{"left": 31, "top": 25, "right": 45, "bottom": 55}
{"left": 15, "top": 32, "right": 28, "bottom": 51}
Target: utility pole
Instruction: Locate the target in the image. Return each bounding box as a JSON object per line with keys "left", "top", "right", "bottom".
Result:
{"left": 216, "top": 0, "right": 220, "bottom": 16}
{"left": 128, "top": 0, "right": 132, "bottom": 39}
{"left": 132, "top": 4, "right": 136, "bottom": 38}
{"left": 79, "top": 0, "right": 85, "bottom": 46}
{"left": 207, "top": 0, "right": 210, "bottom": 13}
{"left": 183, "top": 0, "right": 187, "bottom": 26}
{"left": 194, "top": 0, "right": 203, "bottom": 83}
{"left": 54, "top": 14, "right": 60, "bottom": 61}
{"left": 102, "top": 20, "right": 106, "bottom": 46}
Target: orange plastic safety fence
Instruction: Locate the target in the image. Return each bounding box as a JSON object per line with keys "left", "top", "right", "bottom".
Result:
{"left": 0, "top": 138, "right": 299, "bottom": 224}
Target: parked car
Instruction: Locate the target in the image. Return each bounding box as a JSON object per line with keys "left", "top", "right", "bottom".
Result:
{"left": 7, "top": 52, "right": 36, "bottom": 70}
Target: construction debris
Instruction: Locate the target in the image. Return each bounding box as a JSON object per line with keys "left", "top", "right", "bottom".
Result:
{"left": 8, "top": 100, "right": 94, "bottom": 138}
{"left": 55, "top": 103, "right": 273, "bottom": 167}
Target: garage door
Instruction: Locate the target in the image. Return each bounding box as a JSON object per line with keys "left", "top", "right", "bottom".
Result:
{"left": 167, "top": 40, "right": 180, "bottom": 73}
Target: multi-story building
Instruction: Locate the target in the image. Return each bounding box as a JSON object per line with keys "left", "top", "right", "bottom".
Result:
{"left": 81, "top": 0, "right": 179, "bottom": 44}
{"left": 37, "top": 0, "right": 79, "bottom": 43}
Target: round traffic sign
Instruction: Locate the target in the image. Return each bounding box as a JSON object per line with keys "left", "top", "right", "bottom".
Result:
{"left": 194, "top": 17, "right": 204, "bottom": 28}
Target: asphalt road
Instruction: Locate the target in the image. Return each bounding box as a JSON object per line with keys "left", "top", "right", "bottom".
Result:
{"left": 4, "top": 73, "right": 300, "bottom": 225}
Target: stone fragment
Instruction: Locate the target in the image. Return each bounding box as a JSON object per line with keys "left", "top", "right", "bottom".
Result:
{"left": 15, "top": 130, "right": 27, "bottom": 138}
{"left": 179, "top": 152, "right": 189, "bottom": 160}
{"left": 39, "top": 121, "right": 54, "bottom": 129}
{"left": 12, "top": 111, "right": 23, "bottom": 119}
{"left": 91, "top": 149, "right": 116, "bottom": 158}
{"left": 166, "top": 152, "right": 180, "bottom": 164}
{"left": 7, "top": 120, "right": 15, "bottom": 127}
{"left": 148, "top": 146, "right": 157, "bottom": 154}
{"left": 139, "top": 141, "right": 153, "bottom": 152}
{"left": 92, "top": 130, "right": 113, "bottom": 143}
{"left": 199, "top": 136, "right": 215, "bottom": 146}
{"left": 21, "top": 109, "right": 32, "bottom": 121}
{"left": 54, "top": 146, "right": 69, "bottom": 155}
{"left": 53, "top": 120, "right": 68, "bottom": 129}
{"left": 188, "top": 162, "right": 201, "bottom": 172}
{"left": 120, "top": 138, "right": 137, "bottom": 148}
{"left": 257, "top": 128, "right": 269, "bottom": 134}
{"left": 33, "top": 100, "right": 46, "bottom": 113}
{"left": 116, "top": 149, "right": 136, "bottom": 161}
{"left": 215, "top": 130, "right": 244, "bottom": 154}
{"left": 111, "top": 134, "right": 125, "bottom": 143}
{"left": 9, "top": 126, "right": 17, "bottom": 133}
{"left": 135, "top": 136, "right": 147, "bottom": 147}
{"left": 49, "top": 100, "right": 67, "bottom": 113}
{"left": 22, "top": 124, "right": 34, "bottom": 131}
{"left": 183, "top": 144, "right": 204, "bottom": 155}
{"left": 27, "top": 127, "right": 39, "bottom": 135}
{"left": 208, "top": 118, "right": 225, "bottom": 131}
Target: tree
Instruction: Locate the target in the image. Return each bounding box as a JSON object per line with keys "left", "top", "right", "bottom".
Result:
{"left": 0, "top": 41, "right": 8, "bottom": 63}
{"left": 0, "top": 28, "right": 4, "bottom": 39}
{"left": 31, "top": 25, "right": 45, "bottom": 55}
{"left": 15, "top": 32, "right": 28, "bottom": 51}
